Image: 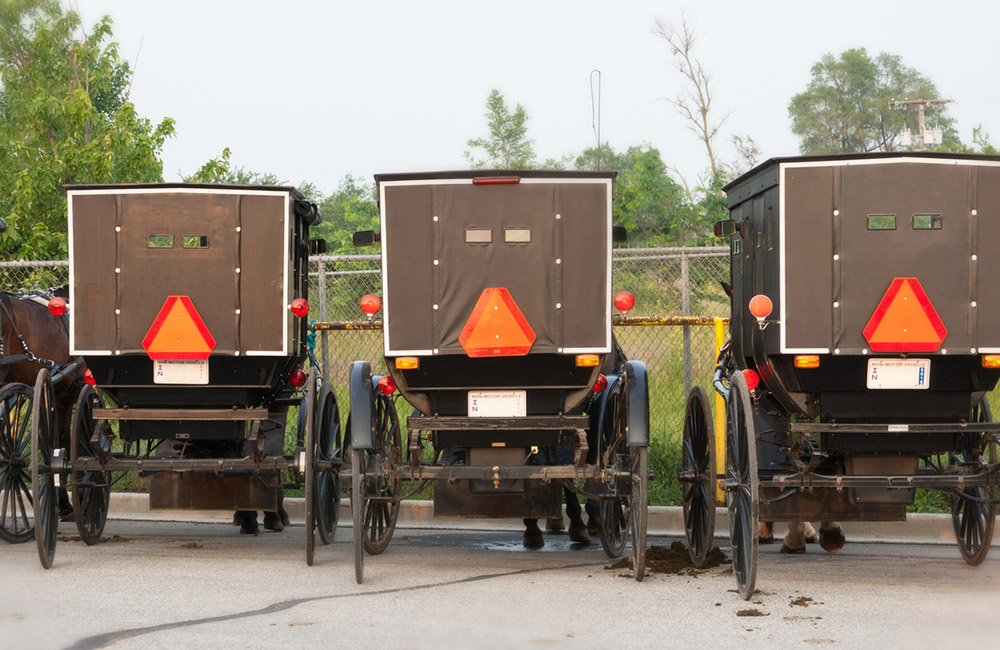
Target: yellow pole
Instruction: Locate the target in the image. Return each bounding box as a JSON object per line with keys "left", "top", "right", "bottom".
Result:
{"left": 713, "top": 317, "right": 727, "bottom": 505}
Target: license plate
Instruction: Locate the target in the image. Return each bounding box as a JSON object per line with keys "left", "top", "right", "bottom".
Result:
{"left": 468, "top": 390, "right": 526, "bottom": 417}
{"left": 154, "top": 360, "right": 209, "bottom": 385}
{"left": 866, "top": 358, "right": 929, "bottom": 389}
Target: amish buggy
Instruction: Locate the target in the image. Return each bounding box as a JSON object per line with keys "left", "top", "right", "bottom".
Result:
{"left": 682, "top": 152, "right": 1000, "bottom": 599}
{"left": 348, "top": 170, "right": 650, "bottom": 583}
{"left": 0, "top": 285, "right": 86, "bottom": 546}
{"left": 21, "top": 183, "right": 339, "bottom": 568}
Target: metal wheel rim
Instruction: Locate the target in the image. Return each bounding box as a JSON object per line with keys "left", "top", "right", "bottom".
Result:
{"left": 0, "top": 383, "right": 35, "bottom": 544}
{"left": 950, "top": 398, "right": 996, "bottom": 565}
{"left": 70, "top": 385, "right": 110, "bottom": 545}
{"left": 630, "top": 446, "right": 648, "bottom": 581}
{"left": 31, "top": 370, "right": 57, "bottom": 569}
{"left": 682, "top": 385, "right": 716, "bottom": 568}
{"left": 726, "top": 372, "right": 758, "bottom": 600}
{"left": 362, "top": 393, "right": 401, "bottom": 556}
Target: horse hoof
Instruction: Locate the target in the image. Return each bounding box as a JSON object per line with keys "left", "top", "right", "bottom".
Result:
{"left": 263, "top": 512, "right": 284, "bottom": 532}
{"left": 805, "top": 534, "right": 819, "bottom": 544}
{"left": 820, "top": 527, "right": 845, "bottom": 553}
{"left": 759, "top": 534, "right": 774, "bottom": 545}
{"left": 278, "top": 506, "right": 291, "bottom": 528}
{"left": 568, "top": 518, "right": 591, "bottom": 544}
{"left": 586, "top": 519, "right": 599, "bottom": 536}
{"left": 523, "top": 525, "right": 544, "bottom": 549}
{"left": 780, "top": 544, "right": 806, "bottom": 554}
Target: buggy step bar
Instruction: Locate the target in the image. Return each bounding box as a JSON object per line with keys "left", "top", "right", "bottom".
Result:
{"left": 93, "top": 408, "right": 269, "bottom": 421}
{"left": 407, "top": 415, "right": 589, "bottom": 431}
{"left": 391, "top": 464, "right": 608, "bottom": 481}
{"left": 789, "top": 422, "right": 1000, "bottom": 434}
{"left": 745, "top": 470, "right": 999, "bottom": 491}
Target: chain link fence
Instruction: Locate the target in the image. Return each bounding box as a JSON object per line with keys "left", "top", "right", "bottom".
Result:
{"left": 2, "top": 250, "right": 731, "bottom": 505}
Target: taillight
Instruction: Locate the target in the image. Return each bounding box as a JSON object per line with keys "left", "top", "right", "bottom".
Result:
{"left": 749, "top": 294, "right": 773, "bottom": 321}
{"left": 360, "top": 294, "right": 382, "bottom": 317}
{"left": 290, "top": 298, "right": 309, "bottom": 317}
{"left": 48, "top": 297, "right": 67, "bottom": 317}
{"left": 472, "top": 177, "right": 520, "bottom": 185}
{"left": 742, "top": 369, "right": 760, "bottom": 391}
{"left": 614, "top": 291, "right": 635, "bottom": 312}
{"left": 289, "top": 369, "right": 307, "bottom": 387}
{"left": 592, "top": 375, "right": 608, "bottom": 394}
{"left": 83, "top": 369, "right": 96, "bottom": 386}
{"left": 376, "top": 375, "right": 396, "bottom": 395}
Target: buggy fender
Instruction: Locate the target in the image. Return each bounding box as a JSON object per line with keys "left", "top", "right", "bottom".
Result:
{"left": 349, "top": 361, "right": 374, "bottom": 450}
{"left": 626, "top": 359, "right": 650, "bottom": 447}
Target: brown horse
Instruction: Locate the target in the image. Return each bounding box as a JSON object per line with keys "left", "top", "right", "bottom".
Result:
{"left": 0, "top": 287, "right": 85, "bottom": 538}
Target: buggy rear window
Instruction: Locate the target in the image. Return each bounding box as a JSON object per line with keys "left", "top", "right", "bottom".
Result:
{"left": 183, "top": 235, "right": 209, "bottom": 248}
{"left": 867, "top": 215, "right": 896, "bottom": 230}
{"left": 912, "top": 214, "right": 942, "bottom": 230}
{"left": 148, "top": 234, "right": 173, "bottom": 248}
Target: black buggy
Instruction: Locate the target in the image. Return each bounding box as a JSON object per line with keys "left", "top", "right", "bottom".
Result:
{"left": 26, "top": 183, "right": 340, "bottom": 568}
{"left": 348, "top": 170, "right": 650, "bottom": 583}
{"left": 681, "top": 152, "right": 1000, "bottom": 599}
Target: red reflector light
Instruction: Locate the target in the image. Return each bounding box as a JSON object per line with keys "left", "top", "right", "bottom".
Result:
{"left": 48, "top": 297, "right": 67, "bottom": 317}
{"left": 749, "top": 294, "right": 772, "bottom": 321}
{"left": 742, "top": 369, "right": 760, "bottom": 391}
{"left": 593, "top": 374, "right": 608, "bottom": 394}
{"left": 83, "top": 369, "right": 96, "bottom": 386}
{"left": 614, "top": 291, "right": 635, "bottom": 312}
{"left": 290, "top": 298, "right": 309, "bottom": 318}
{"left": 376, "top": 375, "right": 396, "bottom": 395}
{"left": 472, "top": 177, "right": 521, "bottom": 185}
{"left": 360, "top": 294, "right": 382, "bottom": 316}
{"left": 289, "top": 369, "right": 307, "bottom": 388}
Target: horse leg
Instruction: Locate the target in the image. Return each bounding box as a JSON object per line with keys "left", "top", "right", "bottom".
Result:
{"left": 819, "top": 521, "right": 845, "bottom": 552}
{"left": 523, "top": 518, "right": 544, "bottom": 548}
{"left": 758, "top": 521, "right": 774, "bottom": 544}
{"left": 803, "top": 521, "right": 819, "bottom": 544}
{"left": 780, "top": 521, "right": 808, "bottom": 554}
{"left": 565, "top": 486, "right": 590, "bottom": 543}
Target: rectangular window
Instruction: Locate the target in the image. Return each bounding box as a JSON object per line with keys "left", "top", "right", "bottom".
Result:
{"left": 148, "top": 234, "right": 173, "bottom": 248}
{"left": 867, "top": 215, "right": 896, "bottom": 231}
{"left": 183, "top": 235, "right": 209, "bottom": 248}
{"left": 912, "top": 214, "right": 942, "bottom": 230}
{"left": 504, "top": 228, "right": 531, "bottom": 243}
{"left": 465, "top": 228, "right": 492, "bottom": 244}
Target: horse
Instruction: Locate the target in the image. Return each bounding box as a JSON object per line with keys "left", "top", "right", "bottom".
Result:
{"left": 759, "top": 521, "right": 846, "bottom": 553}
{"left": 0, "top": 286, "right": 85, "bottom": 530}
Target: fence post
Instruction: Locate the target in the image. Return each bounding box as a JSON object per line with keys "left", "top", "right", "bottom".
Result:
{"left": 714, "top": 316, "right": 726, "bottom": 505}
{"left": 318, "top": 258, "right": 328, "bottom": 374}
{"left": 681, "top": 250, "right": 691, "bottom": 399}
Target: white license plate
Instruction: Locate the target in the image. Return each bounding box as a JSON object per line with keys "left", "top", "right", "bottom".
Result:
{"left": 468, "top": 390, "right": 526, "bottom": 417}
{"left": 867, "top": 358, "right": 929, "bottom": 389}
{"left": 154, "top": 360, "right": 209, "bottom": 385}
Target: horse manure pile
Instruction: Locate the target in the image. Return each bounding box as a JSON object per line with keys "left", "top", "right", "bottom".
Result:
{"left": 790, "top": 596, "right": 823, "bottom": 607}
{"left": 603, "top": 541, "right": 731, "bottom": 576}
{"left": 736, "top": 609, "right": 769, "bottom": 617}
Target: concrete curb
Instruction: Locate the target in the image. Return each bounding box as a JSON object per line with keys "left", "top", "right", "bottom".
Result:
{"left": 106, "top": 493, "right": 970, "bottom": 545}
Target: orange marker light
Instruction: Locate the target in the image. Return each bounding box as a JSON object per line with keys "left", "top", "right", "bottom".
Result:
{"left": 360, "top": 294, "right": 382, "bottom": 316}
{"left": 614, "top": 291, "right": 635, "bottom": 312}
{"left": 794, "top": 355, "right": 821, "bottom": 369}
{"left": 575, "top": 354, "right": 600, "bottom": 367}
{"left": 749, "top": 294, "right": 773, "bottom": 321}
{"left": 395, "top": 357, "right": 420, "bottom": 370}
{"left": 982, "top": 355, "right": 1000, "bottom": 369}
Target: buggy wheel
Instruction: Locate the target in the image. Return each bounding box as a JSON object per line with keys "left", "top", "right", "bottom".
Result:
{"left": 314, "top": 381, "right": 342, "bottom": 546}
{"left": 303, "top": 367, "right": 317, "bottom": 566}
{"left": 726, "top": 371, "right": 758, "bottom": 600}
{"left": 950, "top": 398, "right": 996, "bottom": 565}
{"left": 31, "top": 369, "right": 58, "bottom": 569}
{"left": 361, "top": 393, "right": 401, "bottom": 556}
{"left": 630, "top": 446, "right": 648, "bottom": 582}
{"left": 596, "top": 377, "right": 630, "bottom": 559}
{"left": 682, "top": 386, "right": 717, "bottom": 568}
{"left": 351, "top": 443, "right": 365, "bottom": 584}
{"left": 0, "top": 383, "right": 35, "bottom": 544}
{"left": 70, "top": 385, "right": 111, "bottom": 545}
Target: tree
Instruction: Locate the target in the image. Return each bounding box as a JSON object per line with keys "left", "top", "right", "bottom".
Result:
{"left": 313, "top": 174, "right": 379, "bottom": 254}
{"left": 654, "top": 14, "right": 728, "bottom": 179}
{"left": 0, "top": 0, "right": 175, "bottom": 260}
{"left": 465, "top": 89, "right": 537, "bottom": 169}
{"left": 788, "top": 48, "right": 958, "bottom": 154}
{"left": 183, "top": 147, "right": 283, "bottom": 185}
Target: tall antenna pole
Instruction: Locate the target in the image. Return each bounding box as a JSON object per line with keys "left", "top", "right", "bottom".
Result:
{"left": 590, "top": 69, "right": 602, "bottom": 169}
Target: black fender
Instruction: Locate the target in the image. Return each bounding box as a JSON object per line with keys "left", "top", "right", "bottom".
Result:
{"left": 625, "top": 359, "right": 650, "bottom": 447}
{"left": 349, "top": 361, "right": 374, "bottom": 451}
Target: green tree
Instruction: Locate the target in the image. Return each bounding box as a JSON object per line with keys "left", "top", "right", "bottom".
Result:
{"left": 313, "top": 174, "right": 379, "bottom": 253}
{"left": 788, "top": 48, "right": 957, "bottom": 154}
{"left": 465, "top": 89, "right": 537, "bottom": 169}
{"left": 183, "top": 147, "right": 283, "bottom": 185}
{"left": 0, "top": 0, "right": 175, "bottom": 260}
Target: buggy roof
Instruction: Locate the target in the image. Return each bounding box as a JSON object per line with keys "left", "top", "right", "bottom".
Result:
{"left": 374, "top": 169, "right": 615, "bottom": 189}
{"left": 63, "top": 182, "right": 301, "bottom": 195}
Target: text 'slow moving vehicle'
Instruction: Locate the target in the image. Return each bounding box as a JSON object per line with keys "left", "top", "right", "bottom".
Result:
{"left": 25, "top": 184, "right": 338, "bottom": 568}
{"left": 348, "top": 170, "right": 650, "bottom": 583}
{"left": 682, "top": 153, "right": 1000, "bottom": 599}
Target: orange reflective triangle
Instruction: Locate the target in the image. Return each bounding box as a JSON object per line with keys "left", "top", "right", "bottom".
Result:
{"left": 459, "top": 288, "right": 535, "bottom": 357}
{"left": 142, "top": 296, "right": 216, "bottom": 360}
{"left": 862, "top": 278, "right": 947, "bottom": 352}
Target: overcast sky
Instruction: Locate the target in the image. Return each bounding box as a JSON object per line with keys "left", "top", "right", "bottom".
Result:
{"left": 74, "top": 0, "right": 1000, "bottom": 197}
